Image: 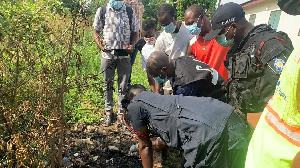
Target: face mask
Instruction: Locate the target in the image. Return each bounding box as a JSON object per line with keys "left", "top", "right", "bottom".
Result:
{"left": 110, "top": 0, "right": 124, "bottom": 10}
{"left": 153, "top": 76, "right": 168, "bottom": 84}
{"left": 164, "top": 21, "right": 176, "bottom": 33}
{"left": 144, "top": 37, "right": 156, "bottom": 45}
{"left": 186, "top": 23, "right": 201, "bottom": 35}
{"left": 215, "top": 34, "right": 234, "bottom": 47}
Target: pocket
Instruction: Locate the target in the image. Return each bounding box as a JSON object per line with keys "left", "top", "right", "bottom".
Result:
{"left": 233, "top": 54, "right": 248, "bottom": 79}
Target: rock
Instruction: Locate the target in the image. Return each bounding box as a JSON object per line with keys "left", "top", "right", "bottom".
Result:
{"left": 74, "top": 153, "right": 79, "bottom": 157}
{"left": 92, "top": 156, "right": 99, "bottom": 161}
{"left": 74, "top": 138, "right": 93, "bottom": 146}
{"left": 129, "top": 144, "right": 139, "bottom": 153}
{"left": 84, "top": 125, "right": 94, "bottom": 133}
{"left": 108, "top": 146, "right": 119, "bottom": 151}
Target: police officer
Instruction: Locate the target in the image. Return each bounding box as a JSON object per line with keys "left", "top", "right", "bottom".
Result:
{"left": 245, "top": 0, "right": 300, "bottom": 167}
{"left": 146, "top": 51, "right": 227, "bottom": 102}
{"left": 122, "top": 84, "right": 252, "bottom": 168}
{"left": 205, "top": 3, "right": 294, "bottom": 113}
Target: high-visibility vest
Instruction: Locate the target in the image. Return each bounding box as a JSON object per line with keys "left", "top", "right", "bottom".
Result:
{"left": 245, "top": 44, "right": 300, "bottom": 168}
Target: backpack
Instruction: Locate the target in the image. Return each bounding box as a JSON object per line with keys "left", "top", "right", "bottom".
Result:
{"left": 99, "top": 4, "right": 133, "bottom": 30}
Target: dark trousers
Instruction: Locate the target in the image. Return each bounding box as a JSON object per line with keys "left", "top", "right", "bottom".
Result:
{"left": 127, "top": 46, "right": 139, "bottom": 86}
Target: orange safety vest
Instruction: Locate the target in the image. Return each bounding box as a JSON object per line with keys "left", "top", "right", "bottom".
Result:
{"left": 245, "top": 44, "right": 300, "bottom": 168}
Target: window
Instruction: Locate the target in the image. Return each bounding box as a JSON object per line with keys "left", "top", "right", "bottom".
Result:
{"left": 249, "top": 14, "right": 256, "bottom": 25}
{"left": 268, "top": 10, "right": 281, "bottom": 30}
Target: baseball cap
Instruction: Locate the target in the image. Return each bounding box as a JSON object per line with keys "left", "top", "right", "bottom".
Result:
{"left": 278, "top": 0, "right": 300, "bottom": 15}
{"left": 204, "top": 2, "right": 245, "bottom": 41}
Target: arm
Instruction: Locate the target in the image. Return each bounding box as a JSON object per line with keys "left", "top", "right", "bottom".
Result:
{"left": 93, "top": 30, "right": 105, "bottom": 51}
{"left": 126, "top": 8, "right": 139, "bottom": 53}
{"left": 291, "top": 151, "right": 300, "bottom": 168}
{"left": 152, "top": 137, "right": 168, "bottom": 152}
{"left": 125, "top": 31, "right": 138, "bottom": 54}
{"left": 137, "top": 126, "right": 153, "bottom": 168}
{"left": 147, "top": 72, "right": 161, "bottom": 94}
{"left": 187, "top": 43, "right": 195, "bottom": 58}
{"left": 131, "top": 31, "right": 139, "bottom": 46}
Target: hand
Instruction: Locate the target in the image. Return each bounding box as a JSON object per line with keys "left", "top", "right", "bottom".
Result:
{"left": 99, "top": 41, "right": 109, "bottom": 52}
{"left": 124, "top": 45, "right": 134, "bottom": 54}
{"left": 152, "top": 137, "right": 167, "bottom": 152}
{"left": 99, "top": 45, "right": 106, "bottom": 52}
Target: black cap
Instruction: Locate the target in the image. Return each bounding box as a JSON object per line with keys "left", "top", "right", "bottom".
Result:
{"left": 278, "top": 0, "right": 300, "bottom": 15}
{"left": 204, "top": 2, "right": 245, "bottom": 41}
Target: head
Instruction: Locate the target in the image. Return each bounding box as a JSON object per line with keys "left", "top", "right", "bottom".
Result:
{"left": 109, "top": 0, "right": 124, "bottom": 10}
{"left": 157, "top": 4, "right": 178, "bottom": 34}
{"left": 278, "top": 0, "right": 300, "bottom": 15}
{"left": 204, "top": 2, "right": 249, "bottom": 46}
{"left": 146, "top": 51, "right": 175, "bottom": 84}
{"left": 141, "top": 19, "right": 158, "bottom": 45}
{"left": 184, "top": 4, "right": 211, "bottom": 36}
{"left": 121, "top": 84, "right": 146, "bottom": 110}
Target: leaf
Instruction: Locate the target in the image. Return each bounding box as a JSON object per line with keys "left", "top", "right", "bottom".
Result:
{"left": 0, "top": 16, "right": 9, "bottom": 27}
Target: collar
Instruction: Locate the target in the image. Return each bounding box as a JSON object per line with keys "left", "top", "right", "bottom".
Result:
{"left": 236, "top": 24, "right": 272, "bottom": 51}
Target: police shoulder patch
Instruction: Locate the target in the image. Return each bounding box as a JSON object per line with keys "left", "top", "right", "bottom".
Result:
{"left": 273, "top": 57, "right": 286, "bottom": 72}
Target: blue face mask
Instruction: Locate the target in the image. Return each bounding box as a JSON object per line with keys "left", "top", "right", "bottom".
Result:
{"left": 186, "top": 23, "right": 201, "bottom": 35}
{"left": 215, "top": 34, "right": 234, "bottom": 47}
{"left": 153, "top": 76, "right": 168, "bottom": 84}
{"left": 110, "top": 0, "right": 124, "bottom": 10}
{"left": 164, "top": 21, "right": 176, "bottom": 33}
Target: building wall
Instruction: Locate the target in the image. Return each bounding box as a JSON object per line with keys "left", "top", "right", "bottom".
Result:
{"left": 243, "top": 0, "right": 300, "bottom": 46}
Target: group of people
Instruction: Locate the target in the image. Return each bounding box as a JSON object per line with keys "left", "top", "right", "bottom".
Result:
{"left": 93, "top": 0, "right": 300, "bottom": 167}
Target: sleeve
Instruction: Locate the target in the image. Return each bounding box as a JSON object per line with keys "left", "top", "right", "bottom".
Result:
{"left": 130, "top": 8, "right": 140, "bottom": 33}
{"left": 128, "top": 102, "right": 148, "bottom": 131}
{"left": 93, "top": 7, "right": 103, "bottom": 32}
{"left": 257, "top": 38, "right": 293, "bottom": 109}
{"left": 154, "top": 34, "right": 166, "bottom": 53}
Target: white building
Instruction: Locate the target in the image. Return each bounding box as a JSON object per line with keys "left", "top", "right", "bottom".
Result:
{"left": 242, "top": 0, "right": 300, "bottom": 46}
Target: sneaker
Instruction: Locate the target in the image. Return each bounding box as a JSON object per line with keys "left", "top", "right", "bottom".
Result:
{"left": 105, "top": 115, "right": 112, "bottom": 126}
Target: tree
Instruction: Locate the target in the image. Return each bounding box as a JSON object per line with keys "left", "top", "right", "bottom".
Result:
{"left": 141, "top": 0, "right": 165, "bottom": 21}
{"left": 168, "top": 0, "right": 217, "bottom": 20}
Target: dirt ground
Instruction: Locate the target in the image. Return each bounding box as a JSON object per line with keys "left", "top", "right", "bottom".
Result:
{"left": 63, "top": 116, "right": 142, "bottom": 168}
{"left": 63, "top": 116, "right": 183, "bottom": 168}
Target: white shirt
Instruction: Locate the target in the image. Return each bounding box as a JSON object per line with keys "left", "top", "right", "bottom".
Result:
{"left": 141, "top": 42, "right": 157, "bottom": 70}
{"left": 155, "top": 23, "right": 192, "bottom": 59}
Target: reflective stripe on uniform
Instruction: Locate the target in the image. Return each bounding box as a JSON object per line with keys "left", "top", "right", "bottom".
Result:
{"left": 265, "top": 104, "right": 300, "bottom": 147}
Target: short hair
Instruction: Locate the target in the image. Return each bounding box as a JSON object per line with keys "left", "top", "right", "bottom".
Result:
{"left": 146, "top": 51, "right": 169, "bottom": 76}
{"left": 157, "top": 3, "right": 176, "bottom": 18}
{"left": 126, "top": 84, "right": 146, "bottom": 100}
{"left": 121, "top": 84, "right": 146, "bottom": 109}
{"left": 142, "top": 19, "right": 156, "bottom": 32}
{"left": 185, "top": 4, "right": 205, "bottom": 17}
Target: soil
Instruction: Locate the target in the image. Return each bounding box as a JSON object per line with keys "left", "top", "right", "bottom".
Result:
{"left": 63, "top": 116, "right": 184, "bottom": 168}
{"left": 63, "top": 117, "right": 143, "bottom": 168}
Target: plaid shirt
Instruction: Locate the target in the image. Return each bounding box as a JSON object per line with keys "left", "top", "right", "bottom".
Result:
{"left": 93, "top": 3, "right": 140, "bottom": 50}
{"left": 124, "top": 0, "right": 144, "bottom": 29}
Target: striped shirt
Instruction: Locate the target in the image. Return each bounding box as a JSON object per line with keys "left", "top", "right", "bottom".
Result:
{"left": 93, "top": 3, "right": 140, "bottom": 50}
